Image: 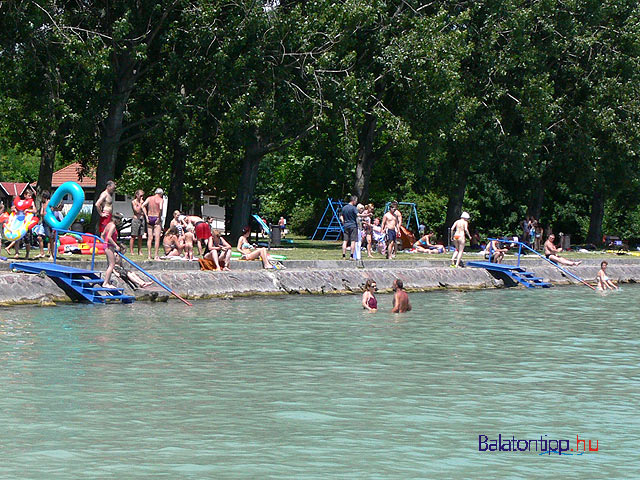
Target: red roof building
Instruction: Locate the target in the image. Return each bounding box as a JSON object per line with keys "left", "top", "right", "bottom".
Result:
{"left": 51, "top": 162, "right": 96, "bottom": 188}
{"left": 0, "top": 182, "right": 34, "bottom": 197}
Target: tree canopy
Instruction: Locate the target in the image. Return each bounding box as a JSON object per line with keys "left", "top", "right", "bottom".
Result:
{"left": 1, "top": 0, "right": 640, "bottom": 244}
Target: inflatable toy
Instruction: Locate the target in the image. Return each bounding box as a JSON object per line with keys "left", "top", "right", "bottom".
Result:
{"left": 45, "top": 181, "right": 85, "bottom": 231}
{"left": 57, "top": 233, "right": 106, "bottom": 255}
{"left": 0, "top": 197, "right": 39, "bottom": 241}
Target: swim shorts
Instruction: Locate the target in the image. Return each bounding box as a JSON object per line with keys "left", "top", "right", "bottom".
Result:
{"left": 343, "top": 226, "right": 358, "bottom": 243}
{"left": 195, "top": 221, "right": 212, "bottom": 240}
{"left": 131, "top": 216, "right": 145, "bottom": 236}
{"left": 386, "top": 229, "right": 397, "bottom": 243}
{"left": 99, "top": 213, "right": 112, "bottom": 233}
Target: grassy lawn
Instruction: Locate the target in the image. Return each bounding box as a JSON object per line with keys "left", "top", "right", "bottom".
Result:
{"left": 5, "top": 234, "right": 635, "bottom": 263}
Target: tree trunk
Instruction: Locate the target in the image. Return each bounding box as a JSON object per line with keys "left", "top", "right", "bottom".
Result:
{"left": 90, "top": 54, "right": 138, "bottom": 232}
{"left": 354, "top": 113, "right": 377, "bottom": 203}
{"left": 586, "top": 188, "right": 605, "bottom": 246}
{"left": 526, "top": 180, "right": 545, "bottom": 220}
{"left": 230, "top": 143, "right": 263, "bottom": 242}
{"left": 443, "top": 162, "right": 469, "bottom": 240}
{"left": 36, "top": 133, "right": 57, "bottom": 196}
{"left": 192, "top": 190, "right": 203, "bottom": 218}
{"left": 164, "top": 128, "right": 187, "bottom": 229}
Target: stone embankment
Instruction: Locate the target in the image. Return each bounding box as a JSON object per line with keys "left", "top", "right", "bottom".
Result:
{"left": 1, "top": 257, "right": 638, "bottom": 306}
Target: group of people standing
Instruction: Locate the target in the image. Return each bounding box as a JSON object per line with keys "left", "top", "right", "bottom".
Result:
{"left": 1, "top": 188, "right": 61, "bottom": 260}
{"left": 340, "top": 197, "right": 406, "bottom": 261}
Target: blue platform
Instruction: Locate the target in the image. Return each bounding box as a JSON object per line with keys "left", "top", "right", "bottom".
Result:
{"left": 10, "top": 262, "right": 135, "bottom": 304}
{"left": 467, "top": 261, "right": 552, "bottom": 288}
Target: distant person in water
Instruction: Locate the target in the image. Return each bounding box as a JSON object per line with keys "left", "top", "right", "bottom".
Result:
{"left": 362, "top": 278, "right": 378, "bottom": 312}
{"left": 596, "top": 261, "right": 618, "bottom": 291}
{"left": 391, "top": 278, "right": 411, "bottom": 313}
{"left": 544, "top": 233, "right": 581, "bottom": 266}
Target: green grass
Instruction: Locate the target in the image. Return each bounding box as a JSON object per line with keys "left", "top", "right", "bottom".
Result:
{"left": 5, "top": 235, "right": 635, "bottom": 263}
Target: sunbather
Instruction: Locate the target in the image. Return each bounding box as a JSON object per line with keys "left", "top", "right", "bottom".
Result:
{"left": 237, "top": 226, "right": 276, "bottom": 269}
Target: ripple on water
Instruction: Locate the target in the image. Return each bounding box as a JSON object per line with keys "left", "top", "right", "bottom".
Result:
{"left": 0, "top": 286, "right": 639, "bottom": 478}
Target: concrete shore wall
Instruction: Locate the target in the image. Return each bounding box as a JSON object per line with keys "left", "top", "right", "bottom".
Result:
{"left": 1, "top": 258, "right": 638, "bottom": 306}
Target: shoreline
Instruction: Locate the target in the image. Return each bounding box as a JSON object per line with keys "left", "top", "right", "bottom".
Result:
{"left": 1, "top": 257, "right": 638, "bottom": 306}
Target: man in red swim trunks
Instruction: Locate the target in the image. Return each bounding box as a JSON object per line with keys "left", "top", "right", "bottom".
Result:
{"left": 184, "top": 215, "right": 211, "bottom": 256}
{"left": 95, "top": 180, "right": 116, "bottom": 233}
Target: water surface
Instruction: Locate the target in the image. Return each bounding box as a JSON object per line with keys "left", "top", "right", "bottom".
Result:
{"left": 1, "top": 286, "right": 638, "bottom": 478}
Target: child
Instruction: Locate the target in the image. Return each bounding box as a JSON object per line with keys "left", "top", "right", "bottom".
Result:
{"left": 184, "top": 224, "right": 195, "bottom": 260}
{"left": 101, "top": 212, "right": 123, "bottom": 289}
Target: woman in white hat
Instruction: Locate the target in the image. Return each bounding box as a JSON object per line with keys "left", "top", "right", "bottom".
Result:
{"left": 450, "top": 211, "right": 471, "bottom": 267}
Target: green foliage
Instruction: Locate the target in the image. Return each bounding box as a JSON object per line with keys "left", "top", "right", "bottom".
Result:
{"left": 288, "top": 200, "right": 323, "bottom": 236}
{"left": 1, "top": 0, "right": 640, "bottom": 242}
{"left": 0, "top": 144, "right": 40, "bottom": 182}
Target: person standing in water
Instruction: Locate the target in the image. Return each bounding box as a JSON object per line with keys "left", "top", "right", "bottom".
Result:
{"left": 362, "top": 279, "right": 378, "bottom": 312}
{"left": 391, "top": 278, "right": 411, "bottom": 313}
{"left": 450, "top": 212, "right": 471, "bottom": 268}
{"left": 596, "top": 261, "right": 618, "bottom": 291}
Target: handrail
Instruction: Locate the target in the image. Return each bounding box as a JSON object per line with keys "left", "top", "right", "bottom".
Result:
{"left": 52, "top": 228, "right": 103, "bottom": 271}
{"left": 52, "top": 227, "right": 192, "bottom": 305}
{"left": 116, "top": 252, "right": 192, "bottom": 306}
{"left": 488, "top": 238, "right": 595, "bottom": 290}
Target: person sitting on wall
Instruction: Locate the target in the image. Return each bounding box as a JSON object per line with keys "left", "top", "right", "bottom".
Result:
{"left": 237, "top": 226, "right": 277, "bottom": 269}
{"left": 544, "top": 233, "right": 581, "bottom": 267}
{"left": 485, "top": 238, "right": 508, "bottom": 263}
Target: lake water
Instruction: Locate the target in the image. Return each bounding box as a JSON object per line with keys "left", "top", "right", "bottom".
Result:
{"left": 0, "top": 286, "right": 638, "bottom": 478}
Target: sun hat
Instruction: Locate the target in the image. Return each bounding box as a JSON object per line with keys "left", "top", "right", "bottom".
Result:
{"left": 461, "top": 212, "right": 470, "bottom": 219}
{"left": 155, "top": 188, "right": 164, "bottom": 195}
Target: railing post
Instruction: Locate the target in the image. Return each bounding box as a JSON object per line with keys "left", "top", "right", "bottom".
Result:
{"left": 53, "top": 228, "right": 58, "bottom": 264}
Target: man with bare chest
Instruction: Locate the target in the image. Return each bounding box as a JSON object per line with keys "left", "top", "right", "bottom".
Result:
{"left": 130, "top": 189, "right": 145, "bottom": 255}
{"left": 381, "top": 201, "right": 401, "bottom": 259}
{"left": 142, "top": 188, "right": 164, "bottom": 260}
{"left": 95, "top": 180, "right": 116, "bottom": 233}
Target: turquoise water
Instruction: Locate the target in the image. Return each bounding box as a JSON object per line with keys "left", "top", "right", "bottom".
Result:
{"left": 1, "top": 287, "right": 638, "bottom": 478}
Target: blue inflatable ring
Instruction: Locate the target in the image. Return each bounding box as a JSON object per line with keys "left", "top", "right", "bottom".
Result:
{"left": 45, "top": 181, "right": 85, "bottom": 230}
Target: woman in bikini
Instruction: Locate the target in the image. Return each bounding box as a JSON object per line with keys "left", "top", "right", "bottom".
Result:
{"left": 596, "top": 261, "right": 618, "bottom": 291}
{"left": 204, "top": 229, "right": 232, "bottom": 271}
{"left": 362, "top": 278, "right": 378, "bottom": 312}
{"left": 162, "top": 226, "right": 183, "bottom": 257}
{"left": 236, "top": 226, "right": 276, "bottom": 269}
{"left": 450, "top": 212, "right": 471, "bottom": 268}
{"left": 414, "top": 231, "right": 445, "bottom": 254}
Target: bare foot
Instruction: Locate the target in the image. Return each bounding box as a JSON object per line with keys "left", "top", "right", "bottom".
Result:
{"left": 574, "top": 261, "right": 582, "bottom": 266}
{"left": 154, "top": 256, "right": 161, "bottom": 261}
{"left": 142, "top": 281, "right": 153, "bottom": 288}
{"left": 102, "top": 283, "right": 117, "bottom": 289}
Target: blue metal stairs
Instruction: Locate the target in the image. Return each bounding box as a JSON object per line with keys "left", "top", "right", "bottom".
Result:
{"left": 467, "top": 261, "right": 552, "bottom": 288}
{"left": 311, "top": 198, "right": 345, "bottom": 240}
{"left": 10, "top": 262, "right": 135, "bottom": 304}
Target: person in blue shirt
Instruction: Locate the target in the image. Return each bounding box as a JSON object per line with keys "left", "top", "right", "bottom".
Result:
{"left": 340, "top": 195, "right": 358, "bottom": 260}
